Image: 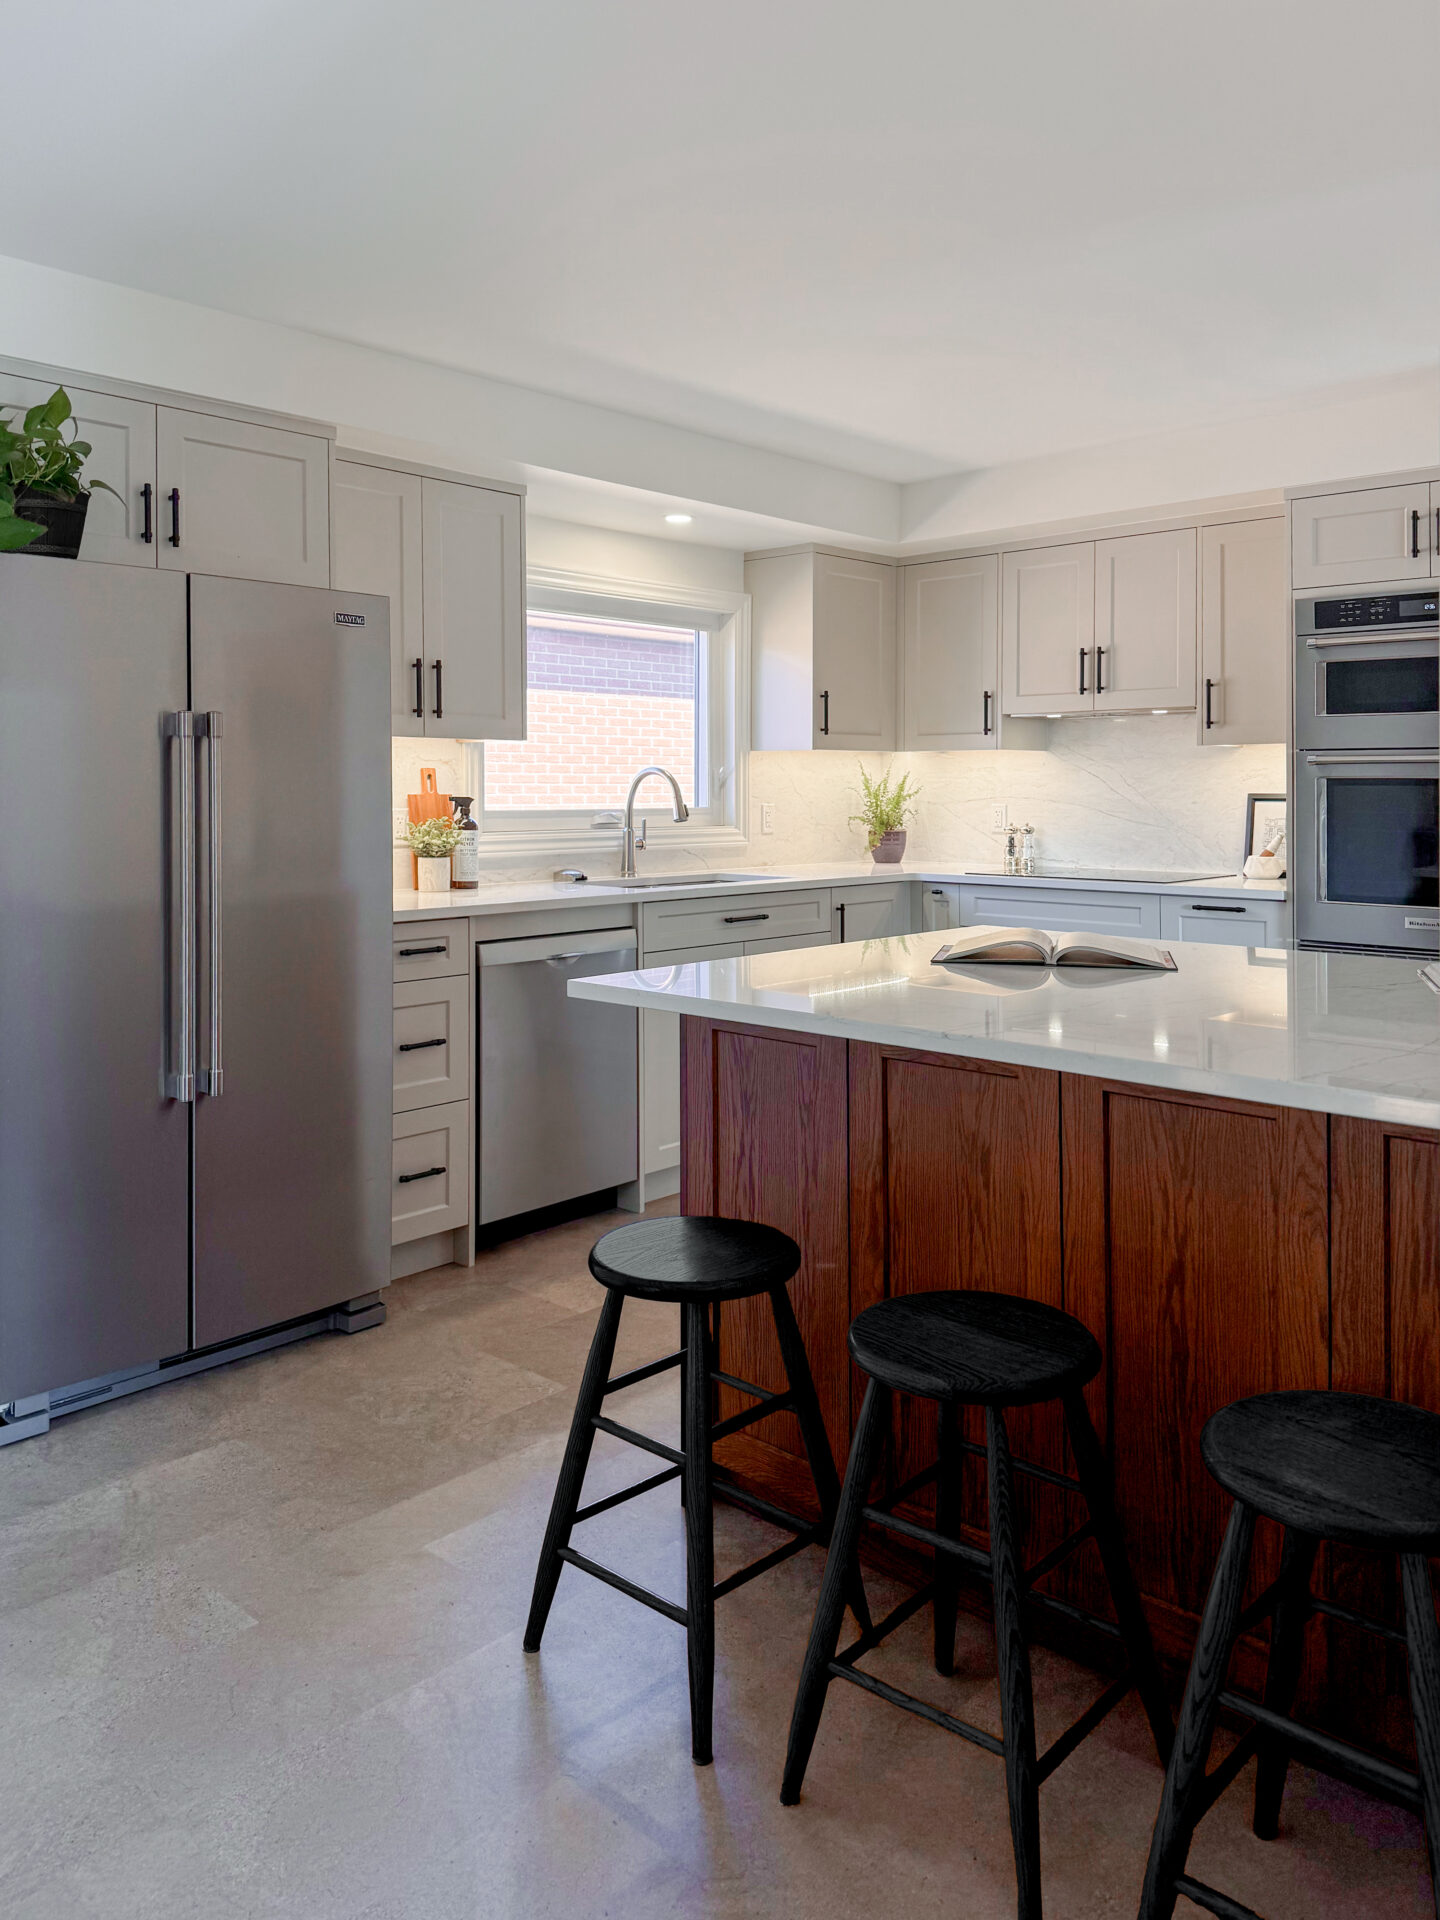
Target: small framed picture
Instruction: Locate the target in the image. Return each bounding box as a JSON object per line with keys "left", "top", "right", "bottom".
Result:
{"left": 1244, "top": 793, "right": 1287, "bottom": 862}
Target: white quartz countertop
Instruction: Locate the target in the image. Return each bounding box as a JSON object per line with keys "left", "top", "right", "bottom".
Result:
{"left": 392, "top": 863, "right": 1285, "bottom": 921}
{"left": 567, "top": 937, "right": 1440, "bottom": 1131}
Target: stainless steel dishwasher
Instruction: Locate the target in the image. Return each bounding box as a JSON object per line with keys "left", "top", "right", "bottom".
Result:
{"left": 477, "top": 927, "right": 639, "bottom": 1224}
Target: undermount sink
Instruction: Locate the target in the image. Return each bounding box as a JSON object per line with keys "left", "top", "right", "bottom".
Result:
{"left": 579, "top": 871, "right": 783, "bottom": 890}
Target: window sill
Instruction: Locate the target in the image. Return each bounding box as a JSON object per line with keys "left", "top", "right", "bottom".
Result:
{"left": 453, "top": 823, "right": 751, "bottom": 865}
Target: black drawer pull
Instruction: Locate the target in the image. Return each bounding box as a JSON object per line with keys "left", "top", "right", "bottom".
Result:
{"left": 397, "top": 1165, "right": 446, "bottom": 1184}
{"left": 722, "top": 912, "right": 770, "bottom": 924}
{"left": 397, "top": 943, "right": 447, "bottom": 956}
{"left": 1191, "top": 904, "right": 1247, "bottom": 913}
{"left": 397, "top": 1037, "right": 447, "bottom": 1052}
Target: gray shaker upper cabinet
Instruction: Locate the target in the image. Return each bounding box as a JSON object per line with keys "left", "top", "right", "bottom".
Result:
{"left": 900, "top": 554, "right": 1046, "bottom": 750}
{"left": 1290, "top": 482, "right": 1434, "bottom": 589}
{"left": 156, "top": 407, "right": 330, "bottom": 586}
{"left": 333, "top": 460, "right": 426, "bottom": 736}
{"left": 1001, "top": 541, "right": 1096, "bottom": 715}
{"left": 1198, "top": 516, "right": 1287, "bottom": 746}
{"left": 0, "top": 373, "right": 157, "bottom": 567}
{"left": 747, "top": 547, "right": 896, "bottom": 750}
{"left": 1092, "top": 527, "right": 1197, "bottom": 712}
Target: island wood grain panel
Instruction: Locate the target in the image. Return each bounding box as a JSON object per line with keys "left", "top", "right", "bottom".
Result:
{"left": 1328, "top": 1114, "right": 1440, "bottom": 1758}
{"left": 1062, "top": 1075, "right": 1330, "bottom": 1673}
{"left": 680, "top": 1016, "right": 850, "bottom": 1479}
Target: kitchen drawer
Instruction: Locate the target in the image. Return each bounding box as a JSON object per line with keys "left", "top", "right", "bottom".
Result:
{"left": 1159, "top": 896, "right": 1286, "bottom": 947}
{"left": 639, "top": 888, "right": 830, "bottom": 956}
{"left": 393, "top": 976, "right": 469, "bottom": 1112}
{"left": 392, "top": 1101, "right": 470, "bottom": 1243}
{"left": 957, "top": 883, "right": 1162, "bottom": 938}
{"left": 393, "top": 918, "right": 469, "bottom": 981}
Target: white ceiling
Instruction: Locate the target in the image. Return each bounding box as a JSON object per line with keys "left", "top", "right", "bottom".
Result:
{"left": 7, "top": 0, "right": 1438, "bottom": 486}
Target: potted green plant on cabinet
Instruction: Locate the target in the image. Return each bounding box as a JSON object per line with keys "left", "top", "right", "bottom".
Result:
{"left": 0, "top": 387, "right": 121, "bottom": 556}
{"left": 849, "top": 764, "right": 920, "bottom": 864}
{"left": 406, "top": 814, "right": 461, "bottom": 892}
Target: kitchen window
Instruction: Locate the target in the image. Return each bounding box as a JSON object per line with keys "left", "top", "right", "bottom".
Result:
{"left": 472, "top": 567, "right": 749, "bottom": 852}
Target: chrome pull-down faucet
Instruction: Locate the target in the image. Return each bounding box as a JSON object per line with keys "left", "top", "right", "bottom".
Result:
{"left": 621, "top": 765, "right": 689, "bottom": 877}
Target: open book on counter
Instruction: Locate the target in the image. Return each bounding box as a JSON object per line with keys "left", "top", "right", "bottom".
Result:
{"left": 932, "top": 926, "right": 1178, "bottom": 972}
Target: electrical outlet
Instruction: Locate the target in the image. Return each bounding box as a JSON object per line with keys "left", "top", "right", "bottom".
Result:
{"left": 393, "top": 806, "right": 409, "bottom": 842}
{"left": 761, "top": 802, "right": 775, "bottom": 835}
{"left": 990, "top": 803, "right": 1008, "bottom": 831}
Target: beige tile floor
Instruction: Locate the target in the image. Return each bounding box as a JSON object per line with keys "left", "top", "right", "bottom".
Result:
{"left": 0, "top": 1196, "right": 1431, "bottom": 1919}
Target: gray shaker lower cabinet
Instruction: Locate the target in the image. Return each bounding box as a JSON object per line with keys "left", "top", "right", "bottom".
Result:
{"left": 1160, "top": 895, "right": 1287, "bottom": 946}
{"left": 957, "top": 882, "right": 1163, "bottom": 938}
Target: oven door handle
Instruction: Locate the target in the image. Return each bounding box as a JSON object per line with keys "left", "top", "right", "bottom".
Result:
{"left": 1304, "top": 631, "right": 1440, "bottom": 649}
{"left": 1304, "top": 750, "right": 1440, "bottom": 765}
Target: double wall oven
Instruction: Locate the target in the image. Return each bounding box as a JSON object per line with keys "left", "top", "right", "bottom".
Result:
{"left": 1294, "top": 586, "right": 1440, "bottom": 953}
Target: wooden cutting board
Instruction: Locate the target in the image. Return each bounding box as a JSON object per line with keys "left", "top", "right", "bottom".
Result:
{"left": 407, "top": 766, "right": 451, "bottom": 824}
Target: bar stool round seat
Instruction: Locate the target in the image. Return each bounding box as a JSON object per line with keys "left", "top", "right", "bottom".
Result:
{"left": 589, "top": 1215, "right": 800, "bottom": 1302}
{"left": 1202, "top": 1389, "right": 1440, "bottom": 1551}
{"left": 847, "top": 1290, "right": 1102, "bottom": 1407}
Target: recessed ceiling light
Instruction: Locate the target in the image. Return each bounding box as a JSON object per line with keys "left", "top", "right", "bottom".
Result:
{"left": 664, "top": 512, "right": 693, "bottom": 525}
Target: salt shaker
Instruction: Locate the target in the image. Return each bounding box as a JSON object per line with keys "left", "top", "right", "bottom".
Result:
{"left": 1020, "top": 824, "right": 1037, "bottom": 875}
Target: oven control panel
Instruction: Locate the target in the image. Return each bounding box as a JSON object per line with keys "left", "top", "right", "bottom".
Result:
{"left": 1313, "top": 592, "right": 1439, "bottom": 630}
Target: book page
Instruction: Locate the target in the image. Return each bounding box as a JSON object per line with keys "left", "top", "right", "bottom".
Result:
{"left": 932, "top": 926, "right": 1055, "bottom": 966}
{"left": 1052, "top": 932, "right": 1176, "bottom": 970}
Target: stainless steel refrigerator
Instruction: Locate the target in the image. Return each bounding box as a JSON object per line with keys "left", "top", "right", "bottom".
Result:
{"left": 0, "top": 556, "right": 392, "bottom": 1434}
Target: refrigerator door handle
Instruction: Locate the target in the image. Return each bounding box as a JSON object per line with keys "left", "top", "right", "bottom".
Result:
{"left": 164, "top": 710, "right": 197, "bottom": 1101}
{"left": 200, "top": 711, "right": 224, "bottom": 1096}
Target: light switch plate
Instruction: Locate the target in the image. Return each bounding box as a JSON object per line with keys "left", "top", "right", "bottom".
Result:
{"left": 761, "top": 802, "right": 775, "bottom": 834}
{"left": 991, "top": 803, "right": 1008, "bottom": 830}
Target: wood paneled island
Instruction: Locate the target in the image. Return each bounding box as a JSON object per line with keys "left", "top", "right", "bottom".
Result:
{"left": 572, "top": 938, "right": 1440, "bottom": 1750}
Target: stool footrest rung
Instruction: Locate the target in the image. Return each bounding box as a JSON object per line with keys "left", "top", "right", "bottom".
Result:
{"left": 711, "top": 1471, "right": 820, "bottom": 1541}
{"left": 1027, "top": 1587, "right": 1125, "bottom": 1641}
{"left": 710, "top": 1390, "right": 797, "bottom": 1444}
{"left": 1035, "top": 1671, "right": 1133, "bottom": 1782}
{"left": 1194, "top": 1728, "right": 1262, "bottom": 1820}
{"left": 573, "top": 1464, "right": 681, "bottom": 1525}
{"left": 888, "top": 1459, "right": 941, "bottom": 1506}
{"left": 1311, "top": 1594, "right": 1410, "bottom": 1647}
{"left": 1217, "top": 1689, "right": 1423, "bottom": 1812}
{"left": 1173, "top": 1876, "right": 1265, "bottom": 1920}
{"left": 557, "top": 1547, "right": 688, "bottom": 1627}
{"left": 833, "top": 1583, "right": 937, "bottom": 1670}
{"left": 711, "top": 1367, "right": 773, "bottom": 1400}
{"left": 590, "top": 1413, "right": 685, "bottom": 1466}
{"left": 1023, "top": 1520, "right": 1095, "bottom": 1590}
{"left": 826, "top": 1659, "right": 1006, "bottom": 1757}
{"left": 1234, "top": 1574, "right": 1287, "bottom": 1638}
{"left": 713, "top": 1533, "right": 812, "bottom": 1600}
{"left": 952, "top": 1432, "right": 1083, "bottom": 1497}
{"left": 603, "top": 1350, "right": 683, "bottom": 1396}
{"left": 861, "top": 1502, "right": 993, "bottom": 1573}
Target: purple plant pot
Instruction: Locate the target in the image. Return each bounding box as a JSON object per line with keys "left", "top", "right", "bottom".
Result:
{"left": 870, "top": 829, "right": 906, "bottom": 864}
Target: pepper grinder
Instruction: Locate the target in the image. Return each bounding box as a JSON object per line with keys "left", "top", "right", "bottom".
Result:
{"left": 1019, "top": 823, "right": 1037, "bottom": 875}
{"left": 1003, "top": 826, "right": 1021, "bottom": 874}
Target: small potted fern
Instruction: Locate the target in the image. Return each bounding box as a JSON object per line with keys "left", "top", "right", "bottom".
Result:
{"left": 407, "top": 814, "right": 461, "bottom": 892}
{"left": 849, "top": 764, "right": 920, "bottom": 864}
{"left": 0, "top": 387, "right": 120, "bottom": 556}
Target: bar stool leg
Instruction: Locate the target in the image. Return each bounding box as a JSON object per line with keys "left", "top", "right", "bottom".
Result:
{"left": 987, "top": 1404, "right": 1043, "bottom": 1920}
{"left": 933, "top": 1398, "right": 964, "bottom": 1677}
{"left": 1252, "top": 1526, "right": 1319, "bottom": 1840}
{"left": 781, "top": 1377, "right": 890, "bottom": 1805}
{"left": 678, "top": 1305, "right": 689, "bottom": 1511}
{"left": 682, "top": 1296, "right": 717, "bottom": 1766}
{"left": 1062, "top": 1389, "right": 1173, "bottom": 1766}
{"left": 524, "top": 1288, "right": 625, "bottom": 1652}
{"left": 768, "top": 1283, "right": 873, "bottom": 1635}
{"left": 1400, "top": 1553, "right": 1440, "bottom": 1918}
{"left": 1138, "top": 1500, "right": 1257, "bottom": 1920}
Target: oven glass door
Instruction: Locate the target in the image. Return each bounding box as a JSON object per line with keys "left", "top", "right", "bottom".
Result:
{"left": 1295, "top": 632, "right": 1439, "bottom": 750}
{"left": 1296, "top": 753, "right": 1440, "bottom": 951}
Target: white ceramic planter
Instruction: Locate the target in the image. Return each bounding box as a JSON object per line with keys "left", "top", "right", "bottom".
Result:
{"left": 416, "top": 855, "right": 452, "bottom": 893}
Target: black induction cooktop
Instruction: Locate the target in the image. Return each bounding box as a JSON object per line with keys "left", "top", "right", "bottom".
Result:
{"left": 963, "top": 866, "right": 1230, "bottom": 884}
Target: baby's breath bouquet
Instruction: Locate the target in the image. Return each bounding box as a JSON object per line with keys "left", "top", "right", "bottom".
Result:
{"left": 406, "top": 816, "right": 461, "bottom": 858}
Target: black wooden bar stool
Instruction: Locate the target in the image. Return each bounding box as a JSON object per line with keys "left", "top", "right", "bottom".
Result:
{"left": 782, "top": 1289, "right": 1173, "bottom": 1920}
{"left": 1138, "top": 1389, "right": 1440, "bottom": 1920}
{"left": 523, "top": 1214, "right": 866, "bottom": 1766}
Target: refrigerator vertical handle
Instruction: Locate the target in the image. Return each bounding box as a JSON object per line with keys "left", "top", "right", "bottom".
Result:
{"left": 164, "top": 711, "right": 197, "bottom": 1102}
{"left": 200, "top": 712, "right": 224, "bottom": 1096}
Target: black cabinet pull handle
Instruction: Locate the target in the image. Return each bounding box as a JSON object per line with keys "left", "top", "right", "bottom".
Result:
{"left": 1435, "top": 506, "right": 1439, "bottom": 555}
{"left": 141, "top": 482, "right": 153, "bottom": 544}
{"left": 412, "top": 657, "right": 424, "bottom": 719}
{"left": 1191, "top": 903, "right": 1246, "bottom": 913}
{"left": 397, "top": 943, "right": 447, "bottom": 956}
{"left": 837, "top": 900, "right": 847, "bottom": 942}
{"left": 1078, "top": 648, "right": 1088, "bottom": 696}
{"left": 723, "top": 912, "right": 770, "bottom": 924}
{"left": 168, "top": 487, "right": 181, "bottom": 547}
{"left": 432, "top": 658, "right": 443, "bottom": 719}
{"left": 397, "top": 1165, "right": 446, "bottom": 1184}
{"left": 1204, "top": 677, "right": 1215, "bottom": 728}
{"left": 982, "top": 689, "right": 993, "bottom": 735}
{"left": 1095, "top": 645, "right": 1106, "bottom": 695}
{"left": 1412, "top": 509, "right": 1422, "bottom": 559}
{"left": 820, "top": 688, "right": 830, "bottom": 735}
{"left": 397, "top": 1037, "right": 447, "bottom": 1052}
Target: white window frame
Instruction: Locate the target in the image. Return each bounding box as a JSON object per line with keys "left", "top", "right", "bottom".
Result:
{"left": 467, "top": 564, "right": 751, "bottom": 862}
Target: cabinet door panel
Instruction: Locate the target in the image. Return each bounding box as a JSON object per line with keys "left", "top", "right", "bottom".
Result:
{"left": 420, "top": 479, "right": 524, "bottom": 740}
{"left": 1198, "top": 518, "right": 1286, "bottom": 746}
{"left": 833, "top": 882, "right": 912, "bottom": 941}
{"left": 1094, "top": 527, "right": 1197, "bottom": 711}
{"left": 392, "top": 975, "right": 469, "bottom": 1113}
{"left": 334, "top": 461, "right": 425, "bottom": 735}
{"left": 392, "top": 1102, "right": 470, "bottom": 1243}
{"left": 902, "top": 555, "right": 997, "bottom": 750}
{"left": 958, "top": 883, "right": 1161, "bottom": 938}
{"left": 1158, "top": 897, "right": 1284, "bottom": 946}
{"left": 156, "top": 408, "right": 330, "bottom": 586}
{"left": 1291, "top": 483, "right": 1432, "bottom": 589}
{"left": 813, "top": 552, "right": 895, "bottom": 749}
{"left": 1002, "top": 543, "right": 1095, "bottom": 715}
{"left": 0, "top": 376, "right": 156, "bottom": 567}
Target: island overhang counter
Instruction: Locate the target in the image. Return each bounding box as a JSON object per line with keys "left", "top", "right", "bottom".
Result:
{"left": 570, "top": 937, "right": 1440, "bottom": 1752}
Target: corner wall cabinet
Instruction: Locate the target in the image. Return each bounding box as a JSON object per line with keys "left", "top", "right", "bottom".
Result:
{"left": 747, "top": 548, "right": 896, "bottom": 750}
{"left": 334, "top": 452, "right": 526, "bottom": 741}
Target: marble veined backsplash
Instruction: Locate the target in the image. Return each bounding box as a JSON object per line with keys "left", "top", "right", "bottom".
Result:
{"left": 749, "top": 715, "right": 1286, "bottom": 875}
